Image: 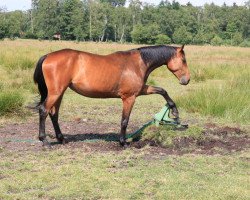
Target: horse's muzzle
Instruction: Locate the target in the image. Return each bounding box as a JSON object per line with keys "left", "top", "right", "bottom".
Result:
{"left": 180, "top": 76, "right": 190, "bottom": 85}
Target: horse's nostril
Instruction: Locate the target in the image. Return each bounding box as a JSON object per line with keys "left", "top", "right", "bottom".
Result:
{"left": 180, "top": 76, "right": 189, "bottom": 85}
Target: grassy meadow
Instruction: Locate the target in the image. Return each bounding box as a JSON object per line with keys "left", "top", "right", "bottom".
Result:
{"left": 0, "top": 39, "right": 249, "bottom": 199}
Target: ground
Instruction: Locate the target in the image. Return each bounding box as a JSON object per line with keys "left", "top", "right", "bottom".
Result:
{"left": 0, "top": 118, "right": 249, "bottom": 155}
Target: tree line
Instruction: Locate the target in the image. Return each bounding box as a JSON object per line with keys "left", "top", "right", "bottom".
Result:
{"left": 0, "top": 0, "right": 250, "bottom": 46}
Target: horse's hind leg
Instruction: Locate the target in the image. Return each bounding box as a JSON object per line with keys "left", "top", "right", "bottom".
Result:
{"left": 49, "top": 95, "right": 65, "bottom": 144}
{"left": 39, "top": 94, "right": 62, "bottom": 147}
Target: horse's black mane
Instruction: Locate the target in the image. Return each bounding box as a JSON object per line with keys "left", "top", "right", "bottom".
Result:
{"left": 137, "top": 45, "right": 177, "bottom": 68}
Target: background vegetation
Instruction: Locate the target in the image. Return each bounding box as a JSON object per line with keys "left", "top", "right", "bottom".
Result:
{"left": 0, "top": 0, "right": 250, "bottom": 46}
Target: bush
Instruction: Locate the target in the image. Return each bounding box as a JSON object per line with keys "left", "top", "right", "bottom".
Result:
{"left": 232, "top": 32, "right": 243, "bottom": 46}
{"left": 210, "top": 35, "right": 223, "bottom": 46}
{"left": 24, "top": 32, "right": 38, "bottom": 39}
{"left": 131, "top": 24, "right": 160, "bottom": 44}
{"left": 155, "top": 34, "right": 171, "bottom": 45}
{"left": 239, "top": 40, "right": 250, "bottom": 47}
{"left": 0, "top": 91, "right": 24, "bottom": 116}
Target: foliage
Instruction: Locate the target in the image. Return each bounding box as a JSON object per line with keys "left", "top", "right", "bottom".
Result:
{"left": 232, "top": 32, "right": 244, "bottom": 46}
{"left": 155, "top": 34, "right": 171, "bottom": 45}
{"left": 0, "top": 1, "right": 249, "bottom": 46}
{"left": 211, "top": 35, "right": 223, "bottom": 46}
{"left": 173, "top": 26, "right": 193, "bottom": 44}
{"left": 131, "top": 23, "right": 160, "bottom": 44}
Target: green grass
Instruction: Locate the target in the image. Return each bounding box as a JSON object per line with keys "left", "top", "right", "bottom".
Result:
{"left": 142, "top": 125, "right": 203, "bottom": 148}
{"left": 0, "top": 149, "right": 249, "bottom": 200}
{"left": 176, "top": 70, "right": 250, "bottom": 123}
{"left": 0, "top": 91, "right": 24, "bottom": 116}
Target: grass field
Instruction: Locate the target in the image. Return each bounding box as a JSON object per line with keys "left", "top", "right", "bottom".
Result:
{"left": 0, "top": 39, "right": 249, "bottom": 199}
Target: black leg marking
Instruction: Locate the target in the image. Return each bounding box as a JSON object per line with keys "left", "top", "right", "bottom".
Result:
{"left": 49, "top": 113, "right": 65, "bottom": 144}
{"left": 39, "top": 104, "right": 51, "bottom": 147}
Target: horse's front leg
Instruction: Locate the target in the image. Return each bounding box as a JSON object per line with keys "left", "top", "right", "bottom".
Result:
{"left": 120, "top": 95, "right": 136, "bottom": 147}
{"left": 140, "top": 85, "right": 179, "bottom": 118}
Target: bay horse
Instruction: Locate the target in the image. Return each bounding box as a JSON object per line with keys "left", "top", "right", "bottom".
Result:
{"left": 33, "top": 45, "right": 190, "bottom": 147}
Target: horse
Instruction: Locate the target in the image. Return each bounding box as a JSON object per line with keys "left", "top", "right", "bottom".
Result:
{"left": 33, "top": 45, "right": 190, "bottom": 147}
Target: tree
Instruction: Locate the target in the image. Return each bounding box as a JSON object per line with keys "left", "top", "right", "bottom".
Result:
{"left": 0, "top": 0, "right": 249, "bottom": 46}
{"left": 32, "top": 0, "right": 60, "bottom": 39}
{"left": 100, "top": 0, "right": 126, "bottom": 7}
{"left": 0, "top": 8, "right": 8, "bottom": 39}
{"left": 173, "top": 26, "right": 193, "bottom": 44}
{"left": 60, "top": 0, "right": 87, "bottom": 40}
{"left": 6, "top": 11, "right": 26, "bottom": 38}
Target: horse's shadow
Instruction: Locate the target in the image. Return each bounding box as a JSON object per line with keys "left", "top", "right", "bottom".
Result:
{"left": 65, "top": 133, "right": 119, "bottom": 142}
{"left": 50, "top": 132, "right": 120, "bottom": 145}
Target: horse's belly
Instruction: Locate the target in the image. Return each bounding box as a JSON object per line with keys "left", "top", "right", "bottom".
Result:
{"left": 69, "top": 82, "right": 120, "bottom": 98}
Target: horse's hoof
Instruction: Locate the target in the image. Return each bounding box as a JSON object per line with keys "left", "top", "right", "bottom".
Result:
{"left": 172, "top": 111, "right": 179, "bottom": 118}
{"left": 59, "top": 138, "right": 66, "bottom": 145}
{"left": 57, "top": 135, "right": 66, "bottom": 145}
{"left": 42, "top": 140, "right": 52, "bottom": 148}
{"left": 119, "top": 141, "right": 130, "bottom": 148}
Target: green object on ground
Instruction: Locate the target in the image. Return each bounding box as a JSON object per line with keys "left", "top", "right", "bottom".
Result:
{"left": 127, "top": 105, "right": 188, "bottom": 140}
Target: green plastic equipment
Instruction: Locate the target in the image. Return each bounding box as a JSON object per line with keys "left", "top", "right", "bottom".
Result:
{"left": 127, "top": 104, "right": 188, "bottom": 140}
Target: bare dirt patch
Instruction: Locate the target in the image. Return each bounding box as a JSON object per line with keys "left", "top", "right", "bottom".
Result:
{"left": 0, "top": 120, "right": 249, "bottom": 155}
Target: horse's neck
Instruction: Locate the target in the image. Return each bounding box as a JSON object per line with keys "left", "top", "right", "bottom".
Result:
{"left": 143, "top": 62, "right": 165, "bottom": 83}
{"left": 138, "top": 45, "right": 176, "bottom": 83}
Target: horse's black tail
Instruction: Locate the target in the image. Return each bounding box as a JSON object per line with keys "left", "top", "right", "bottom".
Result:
{"left": 33, "top": 55, "right": 48, "bottom": 109}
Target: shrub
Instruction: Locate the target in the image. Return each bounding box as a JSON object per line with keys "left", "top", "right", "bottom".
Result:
{"left": 239, "top": 40, "right": 250, "bottom": 47}
{"left": 232, "top": 32, "right": 244, "bottom": 46}
{"left": 210, "top": 35, "right": 223, "bottom": 46}
{"left": 131, "top": 24, "right": 160, "bottom": 44}
{"left": 155, "top": 34, "right": 171, "bottom": 45}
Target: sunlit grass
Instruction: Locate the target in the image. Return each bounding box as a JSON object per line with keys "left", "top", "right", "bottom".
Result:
{"left": 176, "top": 70, "right": 250, "bottom": 123}
{"left": 0, "top": 148, "right": 249, "bottom": 199}
{"left": 0, "top": 91, "right": 24, "bottom": 116}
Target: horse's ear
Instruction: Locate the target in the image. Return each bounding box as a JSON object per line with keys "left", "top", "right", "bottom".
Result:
{"left": 181, "top": 44, "right": 185, "bottom": 50}
{"left": 178, "top": 44, "right": 185, "bottom": 52}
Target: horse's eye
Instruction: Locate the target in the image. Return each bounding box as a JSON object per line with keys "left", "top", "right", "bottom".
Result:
{"left": 182, "top": 58, "right": 186, "bottom": 63}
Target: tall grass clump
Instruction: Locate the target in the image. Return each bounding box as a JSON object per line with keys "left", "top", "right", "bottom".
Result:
{"left": 176, "top": 71, "right": 250, "bottom": 123}
{"left": 0, "top": 91, "right": 24, "bottom": 116}
{"left": 141, "top": 125, "right": 203, "bottom": 148}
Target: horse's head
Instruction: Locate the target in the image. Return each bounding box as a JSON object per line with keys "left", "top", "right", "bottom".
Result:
{"left": 167, "top": 45, "right": 190, "bottom": 85}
